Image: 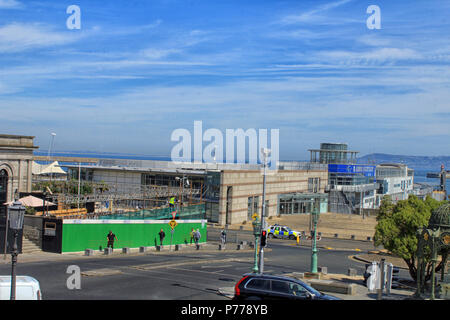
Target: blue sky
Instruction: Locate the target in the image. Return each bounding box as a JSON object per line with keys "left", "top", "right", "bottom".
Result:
{"left": 0, "top": 0, "right": 449, "bottom": 160}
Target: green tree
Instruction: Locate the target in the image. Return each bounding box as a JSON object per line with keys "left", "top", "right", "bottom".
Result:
{"left": 374, "top": 195, "right": 446, "bottom": 282}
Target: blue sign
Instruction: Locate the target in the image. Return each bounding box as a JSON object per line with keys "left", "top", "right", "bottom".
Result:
{"left": 328, "top": 164, "right": 376, "bottom": 177}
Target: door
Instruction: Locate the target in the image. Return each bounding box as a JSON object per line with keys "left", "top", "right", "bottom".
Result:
{"left": 0, "top": 169, "right": 8, "bottom": 207}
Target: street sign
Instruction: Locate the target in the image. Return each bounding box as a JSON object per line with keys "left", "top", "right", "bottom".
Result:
{"left": 168, "top": 219, "right": 178, "bottom": 230}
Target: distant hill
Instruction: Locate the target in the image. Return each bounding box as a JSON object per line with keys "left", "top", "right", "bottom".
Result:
{"left": 358, "top": 153, "right": 450, "bottom": 171}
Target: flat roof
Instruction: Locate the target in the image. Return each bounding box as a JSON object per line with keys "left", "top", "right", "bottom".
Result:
{"left": 63, "top": 164, "right": 207, "bottom": 175}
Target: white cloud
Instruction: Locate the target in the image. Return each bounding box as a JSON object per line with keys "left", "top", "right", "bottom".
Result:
{"left": 0, "top": 0, "right": 22, "bottom": 9}
{"left": 280, "top": 0, "right": 354, "bottom": 25}
{"left": 0, "top": 23, "right": 80, "bottom": 53}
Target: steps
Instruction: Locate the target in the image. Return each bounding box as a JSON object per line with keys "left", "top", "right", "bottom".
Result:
{"left": 21, "top": 237, "right": 42, "bottom": 254}
{"left": 228, "top": 213, "right": 378, "bottom": 240}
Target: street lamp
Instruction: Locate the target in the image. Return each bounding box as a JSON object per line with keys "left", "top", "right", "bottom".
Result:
{"left": 310, "top": 198, "right": 320, "bottom": 273}
{"left": 259, "top": 147, "right": 270, "bottom": 274}
{"left": 8, "top": 200, "right": 25, "bottom": 300}
{"left": 252, "top": 215, "right": 261, "bottom": 273}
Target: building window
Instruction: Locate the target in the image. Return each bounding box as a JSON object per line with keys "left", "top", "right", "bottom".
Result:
{"left": 308, "top": 178, "right": 320, "bottom": 192}
{"left": 247, "top": 196, "right": 260, "bottom": 219}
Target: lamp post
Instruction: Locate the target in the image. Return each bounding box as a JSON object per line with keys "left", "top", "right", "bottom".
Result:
{"left": 252, "top": 215, "right": 261, "bottom": 273}
{"left": 310, "top": 198, "right": 320, "bottom": 273}
{"left": 8, "top": 200, "right": 25, "bottom": 300}
{"left": 259, "top": 148, "right": 270, "bottom": 274}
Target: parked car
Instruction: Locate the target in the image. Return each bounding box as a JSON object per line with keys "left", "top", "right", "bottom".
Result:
{"left": 233, "top": 273, "right": 341, "bottom": 300}
{"left": 267, "top": 225, "right": 301, "bottom": 240}
{"left": 0, "top": 276, "right": 42, "bottom": 300}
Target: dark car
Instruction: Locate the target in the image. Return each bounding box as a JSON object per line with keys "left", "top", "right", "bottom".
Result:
{"left": 233, "top": 273, "right": 341, "bottom": 300}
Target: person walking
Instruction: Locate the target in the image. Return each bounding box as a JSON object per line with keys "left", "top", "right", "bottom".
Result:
{"left": 159, "top": 228, "right": 166, "bottom": 248}
{"left": 190, "top": 228, "right": 195, "bottom": 245}
{"left": 221, "top": 228, "right": 227, "bottom": 245}
{"left": 106, "top": 230, "right": 118, "bottom": 251}
{"left": 193, "top": 228, "right": 201, "bottom": 246}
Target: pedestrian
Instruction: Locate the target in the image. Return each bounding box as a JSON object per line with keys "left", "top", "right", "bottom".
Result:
{"left": 193, "top": 228, "right": 201, "bottom": 245}
{"left": 221, "top": 228, "right": 227, "bottom": 245}
{"left": 190, "top": 228, "right": 195, "bottom": 245}
{"left": 159, "top": 228, "right": 166, "bottom": 247}
{"left": 106, "top": 230, "right": 118, "bottom": 251}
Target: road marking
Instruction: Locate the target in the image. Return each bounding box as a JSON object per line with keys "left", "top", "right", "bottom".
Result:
{"left": 81, "top": 268, "right": 123, "bottom": 277}
{"left": 129, "top": 257, "right": 253, "bottom": 271}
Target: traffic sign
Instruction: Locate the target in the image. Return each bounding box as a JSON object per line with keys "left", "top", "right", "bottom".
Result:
{"left": 168, "top": 219, "right": 178, "bottom": 230}
{"left": 252, "top": 213, "right": 258, "bottom": 220}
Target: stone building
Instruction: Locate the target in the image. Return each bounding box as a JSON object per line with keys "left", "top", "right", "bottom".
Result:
{"left": 0, "top": 134, "right": 38, "bottom": 213}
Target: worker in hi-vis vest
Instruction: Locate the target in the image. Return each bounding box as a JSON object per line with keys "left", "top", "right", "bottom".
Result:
{"left": 169, "top": 197, "right": 176, "bottom": 208}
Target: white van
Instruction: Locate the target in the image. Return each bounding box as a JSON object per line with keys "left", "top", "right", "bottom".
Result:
{"left": 0, "top": 276, "right": 42, "bottom": 300}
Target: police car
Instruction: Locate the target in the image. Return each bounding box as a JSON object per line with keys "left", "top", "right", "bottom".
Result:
{"left": 267, "top": 224, "right": 301, "bottom": 240}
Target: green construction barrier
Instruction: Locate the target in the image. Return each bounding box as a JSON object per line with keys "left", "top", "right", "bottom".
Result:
{"left": 61, "top": 219, "right": 207, "bottom": 253}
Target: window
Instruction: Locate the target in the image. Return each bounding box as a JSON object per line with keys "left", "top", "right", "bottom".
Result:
{"left": 248, "top": 196, "right": 259, "bottom": 220}
{"left": 245, "top": 279, "right": 270, "bottom": 290}
{"left": 288, "top": 282, "right": 308, "bottom": 296}
{"left": 308, "top": 178, "right": 320, "bottom": 192}
{"left": 271, "top": 280, "right": 290, "bottom": 294}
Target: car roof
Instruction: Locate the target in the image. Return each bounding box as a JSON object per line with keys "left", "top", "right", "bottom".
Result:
{"left": 0, "top": 276, "right": 40, "bottom": 286}
{"left": 241, "top": 273, "right": 303, "bottom": 282}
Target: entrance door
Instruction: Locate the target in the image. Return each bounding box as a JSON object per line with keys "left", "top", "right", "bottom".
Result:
{"left": 0, "top": 169, "right": 8, "bottom": 207}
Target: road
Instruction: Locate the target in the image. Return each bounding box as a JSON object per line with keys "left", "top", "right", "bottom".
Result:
{"left": 0, "top": 237, "right": 411, "bottom": 300}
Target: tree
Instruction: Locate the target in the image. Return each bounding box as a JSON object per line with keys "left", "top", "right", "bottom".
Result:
{"left": 374, "top": 195, "right": 446, "bottom": 282}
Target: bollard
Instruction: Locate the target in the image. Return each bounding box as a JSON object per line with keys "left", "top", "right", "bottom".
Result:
{"left": 351, "top": 235, "right": 356, "bottom": 240}
{"left": 334, "top": 233, "right": 339, "bottom": 238}
{"left": 139, "top": 246, "right": 147, "bottom": 253}
{"left": 104, "top": 247, "right": 113, "bottom": 255}
{"left": 122, "top": 247, "right": 131, "bottom": 254}
{"left": 367, "top": 236, "right": 372, "bottom": 241}
{"left": 85, "top": 249, "right": 94, "bottom": 256}
{"left": 296, "top": 235, "right": 300, "bottom": 246}
{"left": 348, "top": 268, "right": 357, "bottom": 277}
{"left": 318, "top": 267, "right": 328, "bottom": 275}
{"left": 175, "top": 244, "right": 182, "bottom": 251}
{"left": 218, "top": 244, "right": 225, "bottom": 250}
{"left": 236, "top": 244, "right": 244, "bottom": 250}
{"left": 196, "top": 244, "right": 200, "bottom": 250}
{"left": 156, "top": 245, "right": 161, "bottom": 251}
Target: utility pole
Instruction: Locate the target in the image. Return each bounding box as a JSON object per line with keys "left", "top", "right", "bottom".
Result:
{"left": 259, "top": 148, "right": 270, "bottom": 274}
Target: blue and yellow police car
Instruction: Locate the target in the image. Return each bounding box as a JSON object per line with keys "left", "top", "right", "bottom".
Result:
{"left": 267, "top": 224, "right": 301, "bottom": 240}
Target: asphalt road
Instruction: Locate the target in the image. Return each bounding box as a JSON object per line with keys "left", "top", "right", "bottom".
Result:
{"left": 0, "top": 237, "right": 409, "bottom": 300}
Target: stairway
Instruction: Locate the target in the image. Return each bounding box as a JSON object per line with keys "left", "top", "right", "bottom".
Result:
{"left": 21, "top": 237, "right": 42, "bottom": 254}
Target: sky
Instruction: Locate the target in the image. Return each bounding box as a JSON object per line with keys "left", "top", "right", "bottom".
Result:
{"left": 0, "top": 0, "right": 449, "bottom": 160}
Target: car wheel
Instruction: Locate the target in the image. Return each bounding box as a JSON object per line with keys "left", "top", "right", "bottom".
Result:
{"left": 289, "top": 235, "right": 296, "bottom": 240}
{"left": 268, "top": 234, "right": 273, "bottom": 239}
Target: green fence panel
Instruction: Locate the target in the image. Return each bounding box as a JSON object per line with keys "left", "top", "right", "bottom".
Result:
{"left": 61, "top": 220, "right": 207, "bottom": 253}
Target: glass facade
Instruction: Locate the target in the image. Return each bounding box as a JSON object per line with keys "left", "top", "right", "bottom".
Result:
{"left": 278, "top": 193, "right": 328, "bottom": 215}
{"left": 204, "top": 171, "right": 221, "bottom": 222}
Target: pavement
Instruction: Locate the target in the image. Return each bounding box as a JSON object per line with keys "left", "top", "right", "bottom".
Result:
{"left": 1, "top": 237, "right": 421, "bottom": 300}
